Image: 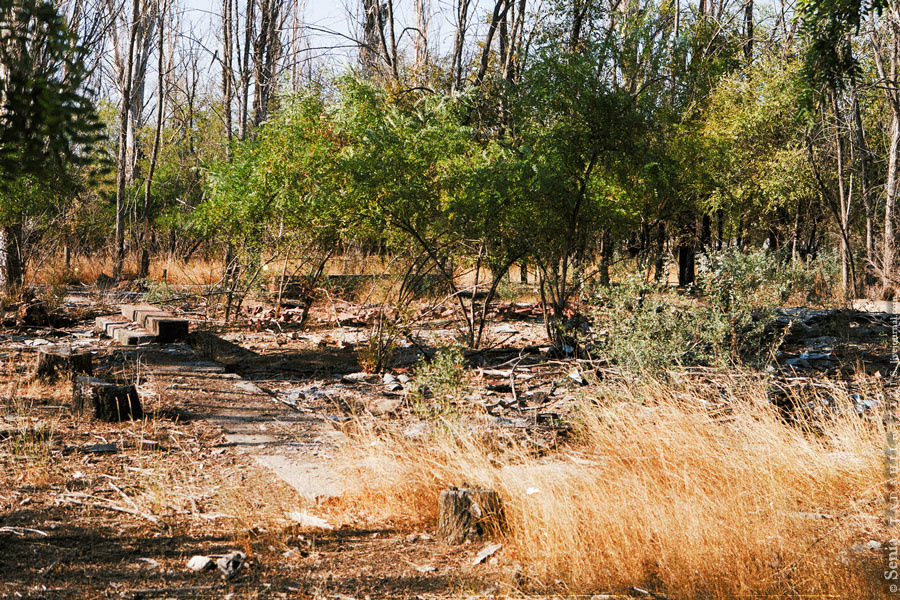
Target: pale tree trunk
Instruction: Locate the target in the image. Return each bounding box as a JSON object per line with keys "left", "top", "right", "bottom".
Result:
{"left": 139, "top": 0, "right": 167, "bottom": 279}
{"left": 501, "top": 0, "right": 526, "bottom": 82}
{"left": 289, "top": 0, "right": 301, "bottom": 91}
{"left": 125, "top": 6, "right": 155, "bottom": 186}
{"left": 252, "top": 0, "right": 286, "bottom": 125}
{"left": 0, "top": 224, "right": 23, "bottom": 294}
{"left": 831, "top": 90, "right": 857, "bottom": 297}
{"left": 239, "top": 0, "right": 253, "bottom": 138}
{"left": 113, "top": 0, "right": 141, "bottom": 280}
{"left": 850, "top": 82, "right": 874, "bottom": 267}
{"left": 223, "top": 0, "right": 234, "bottom": 149}
{"left": 886, "top": 113, "right": 899, "bottom": 289}
{"left": 360, "top": 0, "right": 382, "bottom": 74}
{"left": 450, "top": 0, "right": 471, "bottom": 91}
{"left": 869, "top": 10, "right": 900, "bottom": 293}
{"left": 414, "top": 0, "right": 428, "bottom": 82}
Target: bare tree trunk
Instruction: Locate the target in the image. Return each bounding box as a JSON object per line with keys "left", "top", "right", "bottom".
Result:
{"left": 240, "top": 0, "right": 253, "bottom": 138}
{"left": 501, "top": 0, "right": 526, "bottom": 82}
{"left": 139, "top": 0, "right": 167, "bottom": 279}
{"left": 474, "top": 0, "right": 511, "bottom": 85}
{"left": 886, "top": 114, "right": 899, "bottom": 290}
{"left": 743, "top": 0, "right": 753, "bottom": 61}
{"left": 223, "top": 0, "right": 234, "bottom": 151}
{"left": 450, "top": 0, "right": 471, "bottom": 91}
{"left": 414, "top": 0, "right": 428, "bottom": 81}
{"left": 832, "top": 90, "right": 856, "bottom": 296}
{"left": 0, "top": 224, "right": 23, "bottom": 294}
{"left": 113, "top": 0, "right": 141, "bottom": 280}
{"left": 868, "top": 12, "right": 900, "bottom": 293}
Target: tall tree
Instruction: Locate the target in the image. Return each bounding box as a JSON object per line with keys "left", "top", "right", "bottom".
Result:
{"left": 0, "top": 0, "right": 101, "bottom": 290}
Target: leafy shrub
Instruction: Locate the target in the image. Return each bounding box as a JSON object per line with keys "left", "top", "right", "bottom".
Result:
{"left": 592, "top": 279, "right": 739, "bottom": 371}
{"left": 591, "top": 249, "right": 827, "bottom": 372}
{"left": 695, "top": 248, "right": 839, "bottom": 310}
{"left": 358, "top": 314, "right": 399, "bottom": 374}
{"left": 409, "top": 346, "right": 471, "bottom": 418}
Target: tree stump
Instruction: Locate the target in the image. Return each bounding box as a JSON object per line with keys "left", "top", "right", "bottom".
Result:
{"left": 438, "top": 487, "right": 504, "bottom": 544}
{"left": 73, "top": 376, "right": 143, "bottom": 422}
{"left": 33, "top": 345, "right": 93, "bottom": 381}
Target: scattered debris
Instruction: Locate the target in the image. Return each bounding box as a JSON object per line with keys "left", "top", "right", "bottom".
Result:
{"left": 473, "top": 543, "right": 502, "bottom": 565}
{"left": 287, "top": 511, "right": 335, "bottom": 530}
{"left": 215, "top": 551, "right": 246, "bottom": 579}
{"left": 186, "top": 555, "right": 214, "bottom": 572}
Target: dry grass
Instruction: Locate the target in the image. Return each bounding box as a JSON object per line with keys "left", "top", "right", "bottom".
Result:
{"left": 332, "top": 374, "right": 891, "bottom": 598}
{"left": 28, "top": 253, "right": 226, "bottom": 287}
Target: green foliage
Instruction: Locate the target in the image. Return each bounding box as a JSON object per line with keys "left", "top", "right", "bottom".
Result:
{"left": 358, "top": 314, "right": 400, "bottom": 374}
{"left": 592, "top": 249, "right": 831, "bottom": 372}
{"left": 409, "top": 346, "right": 471, "bottom": 419}
{"left": 0, "top": 0, "right": 102, "bottom": 210}
{"left": 696, "top": 248, "right": 839, "bottom": 309}
{"left": 593, "top": 278, "right": 741, "bottom": 372}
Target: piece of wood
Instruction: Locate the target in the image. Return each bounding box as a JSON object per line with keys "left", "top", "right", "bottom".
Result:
{"left": 438, "top": 487, "right": 504, "bottom": 544}
{"left": 73, "top": 376, "right": 143, "bottom": 422}
{"left": 33, "top": 345, "right": 93, "bottom": 381}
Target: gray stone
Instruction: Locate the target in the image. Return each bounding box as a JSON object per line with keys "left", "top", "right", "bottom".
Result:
{"left": 216, "top": 551, "right": 246, "bottom": 578}
{"left": 144, "top": 315, "right": 189, "bottom": 342}
{"left": 186, "top": 555, "right": 214, "bottom": 572}
{"left": 473, "top": 543, "right": 502, "bottom": 565}
{"left": 113, "top": 328, "right": 156, "bottom": 346}
{"left": 341, "top": 372, "right": 379, "bottom": 384}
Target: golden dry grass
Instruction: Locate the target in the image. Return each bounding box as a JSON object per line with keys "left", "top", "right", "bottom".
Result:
{"left": 332, "top": 375, "right": 892, "bottom": 598}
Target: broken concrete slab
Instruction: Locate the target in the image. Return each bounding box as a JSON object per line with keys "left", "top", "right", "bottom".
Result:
{"left": 113, "top": 328, "right": 157, "bottom": 346}
{"left": 94, "top": 315, "right": 130, "bottom": 337}
{"left": 253, "top": 454, "right": 343, "bottom": 503}
{"left": 144, "top": 315, "right": 189, "bottom": 342}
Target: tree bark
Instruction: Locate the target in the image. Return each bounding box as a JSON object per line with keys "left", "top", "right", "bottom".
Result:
{"left": 113, "top": 0, "right": 141, "bottom": 280}
{"left": 139, "top": 0, "right": 167, "bottom": 279}
{"left": 0, "top": 224, "right": 23, "bottom": 293}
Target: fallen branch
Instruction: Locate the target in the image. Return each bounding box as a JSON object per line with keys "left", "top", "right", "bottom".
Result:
{"left": 0, "top": 526, "right": 49, "bottom": 537}
{"left": 58, "top": 493, "right": 160, "bottom": 525}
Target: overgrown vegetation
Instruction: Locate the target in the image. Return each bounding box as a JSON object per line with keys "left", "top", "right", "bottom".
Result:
{"left": 592, "top": 250, "right": 840, "bottom": 372}
{"left": 335, "top": 376, "right": 885, "bottom": 598}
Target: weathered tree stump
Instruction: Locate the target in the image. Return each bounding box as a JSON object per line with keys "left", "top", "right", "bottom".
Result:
{"left": 73, "top": 376, "right": 143, "bottom": 422}
{"left": 33, "top": 345, "right": 93, "bottom": 381}
{"left": 438, "top": 487, "right": 504, "bottom": 544}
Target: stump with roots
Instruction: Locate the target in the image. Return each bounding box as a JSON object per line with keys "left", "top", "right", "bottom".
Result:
{"left": 73, "top": 376, "right": 143, "bottom": 422}
{"left": 438, "top": 487, "right": 503, "bottom": 544}
{"left": 33, "top": 345, "right": 93, "bottom": 381}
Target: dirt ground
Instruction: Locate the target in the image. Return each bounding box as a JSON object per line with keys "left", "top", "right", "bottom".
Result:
{"left": 0, "top": 289, "right": 895, "bottom": 599}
